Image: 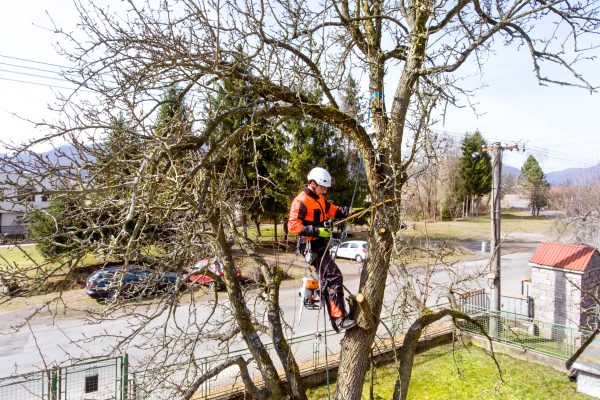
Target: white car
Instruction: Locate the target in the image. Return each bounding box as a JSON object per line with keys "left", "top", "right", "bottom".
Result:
{"left": 331, "top": 240, "right": 367, "bottom": 262}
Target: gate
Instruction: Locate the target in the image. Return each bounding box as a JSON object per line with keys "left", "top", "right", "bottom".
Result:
{"left": 58, "top": 355, "right": 127, "bottom": 400}
{"left": 0, "top": 355, "right": 127, "bottom": 400}
{"left": 458, "top": 288, "right": 533, "bottom": 318}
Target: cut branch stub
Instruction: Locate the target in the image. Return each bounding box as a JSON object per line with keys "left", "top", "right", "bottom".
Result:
{"left": 355, "top": 292, "right": 376, "bottom": 331}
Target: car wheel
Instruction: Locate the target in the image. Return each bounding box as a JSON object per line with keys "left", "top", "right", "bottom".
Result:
{"left": 164, "top": 283, "right": 178, "bottom": 295}
{"left": 355, "top": 254, "right": 363, "bottom": 262}
{"left": 106, "top": 290, "right": 118, "bottom": 301}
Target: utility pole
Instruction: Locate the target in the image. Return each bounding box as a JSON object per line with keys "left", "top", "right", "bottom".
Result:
{"left": 484, "top": 142, "right": 518, "bottom": 339}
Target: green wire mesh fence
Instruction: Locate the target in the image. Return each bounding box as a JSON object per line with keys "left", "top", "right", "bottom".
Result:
{"left": 0, "top": 305, "right": 592, "bottom": 399}
{"left": 0, "top": 355, "right": 127, "bottom": 400}
{"left": 459, "top": 304, "right": 594, "bottom": 359}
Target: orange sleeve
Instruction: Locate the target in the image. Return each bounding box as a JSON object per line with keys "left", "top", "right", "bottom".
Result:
{"left": 288, "top": 197, "right": 304, "bottom": 235}
{"left": 326, "top": 200, "right": 339, "bottom": 220}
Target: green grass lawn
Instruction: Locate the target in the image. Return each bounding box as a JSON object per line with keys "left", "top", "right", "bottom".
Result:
{"left": 0, "top": 244, "right": 45, "bottom": 267}
{"left": 410, "top": 211, "right": 556, "bottom": 241}
{"left": 307, "top": 344, "right": 591, "bottom": 400}
{"left": 245, "top": 211, "right": 556, "bottom": 243}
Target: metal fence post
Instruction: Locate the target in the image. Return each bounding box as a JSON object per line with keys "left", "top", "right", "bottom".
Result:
{"left": 203, "top": 360, "right": 209, "bottom": 399}
{"left": 121, "top": 354, "right": 128, "bottom": 400}
{"left": 50, "top": 367, "right": 58, "bottom": 400}
{"left": 131, "top": 371, "right": 137, "bottom": 400}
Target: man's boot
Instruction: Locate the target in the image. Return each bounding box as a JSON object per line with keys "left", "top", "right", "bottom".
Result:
{"left": 336, "top": 315, "right": 357, "bottom": 331}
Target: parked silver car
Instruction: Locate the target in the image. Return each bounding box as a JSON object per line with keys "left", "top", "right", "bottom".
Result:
{"left": 330, "top": 240, "right": 367, "bottom": 262}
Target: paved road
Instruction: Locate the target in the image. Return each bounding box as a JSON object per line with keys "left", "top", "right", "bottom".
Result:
{"left": 0, "top": 250, "right": 534, "bottom": 378}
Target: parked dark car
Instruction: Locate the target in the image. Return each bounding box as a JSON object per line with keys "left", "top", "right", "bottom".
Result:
{"left": 85, "top": 265, "right": 179, "bottom": 300}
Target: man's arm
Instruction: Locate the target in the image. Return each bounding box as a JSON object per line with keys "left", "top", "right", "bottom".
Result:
{"left": 325, "top": 200, "right": 349, "bottom": 220}
{"left": 289, "top": 198, "right": 319, "bottom": 237}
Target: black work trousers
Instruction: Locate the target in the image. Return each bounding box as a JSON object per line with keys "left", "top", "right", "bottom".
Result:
{"left": 310, "top": 239, "right": 347, "bottom": 331}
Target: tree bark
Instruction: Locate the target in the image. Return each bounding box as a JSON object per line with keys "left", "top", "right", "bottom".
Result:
{"left": 212, "top": 215, "right": 286, "bottom": 399}
{"left": 334, "top": 207, "right": 394, "bottom": 399}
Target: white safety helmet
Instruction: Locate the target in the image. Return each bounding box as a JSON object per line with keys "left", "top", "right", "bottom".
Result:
{"left": 307, "top": 167, "right": 332, "bottom": 187}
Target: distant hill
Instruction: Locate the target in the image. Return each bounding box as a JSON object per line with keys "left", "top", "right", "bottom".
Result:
{"left": 503, "top": 165, "right": 520, "bottom": 178}
{"left": 4, "top": 145, "right": 599, "bottom": 187}
{"left": 5, "top": 144, "right": 90, "bottom": 165}
{"left": 546, "top": 165, "right": 600, "bottom": 186}
{"left": 502, "top": 164, "right": 600, "bottom": 186}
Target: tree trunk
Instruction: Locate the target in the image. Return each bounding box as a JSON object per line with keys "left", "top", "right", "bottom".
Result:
{"left": 236, "top": 234, "right": 308, "bottom": 399}
{"left": 255, "top": 219, "right": 261, "bottom": 238}
{"left": 241, "top": 212, "right": 248, "bottom": 239}
{"left": 283, "top": 219, "right": 289, "bottom": 242}
{"left": 334, "top": 207, "right": 393, "bottom": 399}
{"left": 211, "top": 216, "right": 286, "bottom": 399}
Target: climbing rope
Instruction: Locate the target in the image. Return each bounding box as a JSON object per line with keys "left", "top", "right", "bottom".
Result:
{"left": 333, "top": 196, "right": 403, "bottom": 227}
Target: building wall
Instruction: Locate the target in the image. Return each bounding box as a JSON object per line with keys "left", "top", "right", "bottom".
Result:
{"left": 530, "top": 265, "right": 583, "bottom": 330}
{"left": 577, "top": 371, "right": 600, "bottom": 399}
{"left": 0, "top": 194, "right": 48, "bottom": 235}
{"left": 581, "top": 253, "right": 600, "bottom": 329}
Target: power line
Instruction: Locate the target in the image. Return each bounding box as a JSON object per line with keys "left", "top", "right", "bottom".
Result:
{"left": 0, "top": 77, "right": 94, "bottom": 93}
{"left": 432, "top": 129, "right": 600, "bottom": 169}
{"left": 0, "top": 53, "right": 71, "bottom": 70}
{"left": 0, "top": 68, "right": 71, "bottom": 83}
{"left": 0, "top": 61, "right": 66, "bottom": 76}
{"left": 0, "top": 53, "right": 118, "bottom": 84}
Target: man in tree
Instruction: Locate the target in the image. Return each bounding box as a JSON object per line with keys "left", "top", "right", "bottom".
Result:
{"left": 288, "top": 167, "right": 357, "bottom": 332}
{"left": 5, "top": 1, "right": 599, "bottom": 398}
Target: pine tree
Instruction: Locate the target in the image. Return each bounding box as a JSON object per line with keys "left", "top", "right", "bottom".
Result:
{"left": 337, "top": 76, "right": 367, "bottom": 208}
{"left": 155, "top": 86, "right": 191, "bottom": 140}
{"left": 457, "top": 131, "right": 492, "bottom": 217}
{"left": 286, "top": 118, "right": 353, "bottom": 205}
{"left": 208, "top": 76, "right": 293, "bottom": 240}
{"left": 518, "top": 155, "right": 550, "bottom": 216}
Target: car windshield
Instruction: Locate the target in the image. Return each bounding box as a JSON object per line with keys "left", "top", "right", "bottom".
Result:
{"left": 91, "top": 271, "right": 114, "bottom": 280}
{"left": 191, "top": 259, "right": 210, "bottom": 271}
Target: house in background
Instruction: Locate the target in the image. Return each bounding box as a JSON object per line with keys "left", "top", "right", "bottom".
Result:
{"left": 0, "top": 173, "right": 49, "bottom": 239}
{"left": 566, "top": 329, "right": 600, "bottom": 399}
{"left": 529, "top": 242, "right": 600, "bottom": 332}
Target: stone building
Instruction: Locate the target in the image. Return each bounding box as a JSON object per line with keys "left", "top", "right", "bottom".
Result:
{"left": 529, "top": 242, "right": 600, "bottom": 331}
{"left": 566, "top": 330, "right": 600, "bottom": 399}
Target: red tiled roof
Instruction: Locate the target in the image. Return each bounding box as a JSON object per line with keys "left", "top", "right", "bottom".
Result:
{"left": 529, "top": 242, "right": 597, "bottom": 272}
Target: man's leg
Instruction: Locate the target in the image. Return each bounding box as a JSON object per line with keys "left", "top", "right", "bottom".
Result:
{"left": 315, "top": 250, "right": 356, "bottom": 330}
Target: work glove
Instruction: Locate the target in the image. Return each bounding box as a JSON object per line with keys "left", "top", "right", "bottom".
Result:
{"left": 317, "top": 227, "right": 331, "bottom": 238}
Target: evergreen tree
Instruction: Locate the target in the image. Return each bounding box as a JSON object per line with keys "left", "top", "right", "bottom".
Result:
{"left": 286, "top": 118, "right": 353, "bottom": 206}
{"left": 155, "top": 86, "right": 191, "bottom": 140}
{"left": 518, "top": 155, "right": 550, "bottom": 216}
{"left": 337, "top": 75, "right": 368, "bottom": 208}
{"left": 208, "top": 77, "right": 292, "bottom": 240}
{"left": 29, "top": 89, "right": 191, "bottom": 258}
{"left": 457, "top": 131, "right": 492, "bottom": 216}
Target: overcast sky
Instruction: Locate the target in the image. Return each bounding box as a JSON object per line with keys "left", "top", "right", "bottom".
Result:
{"left": 1, "top": 1, "right": 599, "bottom": 172}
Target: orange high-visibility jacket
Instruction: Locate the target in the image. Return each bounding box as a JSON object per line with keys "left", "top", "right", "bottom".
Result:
{"left": 288, "top": 188, "right": 348, "bottom": 239}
